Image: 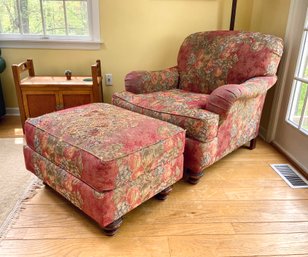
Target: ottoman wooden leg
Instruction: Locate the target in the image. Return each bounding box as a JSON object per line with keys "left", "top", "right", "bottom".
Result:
{"left": 155, "top": 186, "right": 173, "bottom": 200}
{"left": 103, "top": 217, "right": 123, "bottom": 236}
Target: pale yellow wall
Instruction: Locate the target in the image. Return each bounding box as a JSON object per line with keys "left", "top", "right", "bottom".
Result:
{"left": 234, "top": 0, "right": 254, "bottom": 31}
{"left": 2, "top": 0, "right": 232, "bottom": 108}
{"left": 249, "top": 0, "right": 291, "bottom": 38}
{"left": 235, "top": 0, "right": 290, "bottom": 38}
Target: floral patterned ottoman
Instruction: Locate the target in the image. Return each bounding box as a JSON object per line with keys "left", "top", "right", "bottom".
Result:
{"left": 23, "top": 103, "right": 185, "bottom": 235}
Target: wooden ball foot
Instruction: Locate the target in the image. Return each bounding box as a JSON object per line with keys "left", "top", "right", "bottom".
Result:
{"left": 249, "top": 137, "right": 257, "bottom": 150}
{"left": 185, "top": 169, "right": 204, "bottom": 185}
{"left": 155, "top": 186, "right": 173, "bottom": 200}
{"left": 103, "top": 218, "right": 123, "bottom": 236}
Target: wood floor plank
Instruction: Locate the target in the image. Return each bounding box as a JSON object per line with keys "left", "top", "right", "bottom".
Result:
{"left": 232, "top": 222, "right": 308, "bottom": 234}
{"left": 12, "top": 199, "right": 308, "bottom": 230}
{"left": 223, "top": 187, "right": 308, "bottom": 200}
{"left": 0, "top": 237, "right": 171, "bottom": 257}
{"left": 232, "top": 255, "right": 308, "bottom": 257}
{"left": 168, "top": 233, "right": 308, "bottom": 257}
{"left": 203, "top": 163, "right": 283, "bottom": 181}
{"left": 6, "top": 222, "right": 235, "bottom": 239}
{"left": 0, "top": 116, "right": 23, "bottom": 138}
{"left": 186, "top": 179, "right": 287, "bottom": 188}
{"left": 30, "top": 179, "right": 296, "bottom": 208}
{"left": 171, "top": 182, "right": 306, "bottom": 201}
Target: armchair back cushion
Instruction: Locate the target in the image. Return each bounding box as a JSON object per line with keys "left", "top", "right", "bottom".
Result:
{"left": 178, "top": 31, "right": 283, "bottom": 94}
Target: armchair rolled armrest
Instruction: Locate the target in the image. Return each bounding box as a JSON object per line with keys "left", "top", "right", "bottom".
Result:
{"left": 206, "top": 76, "right": 277, "bottom": 115}
{"left": 125, "top": 66, "right": 179, "bottom": 94}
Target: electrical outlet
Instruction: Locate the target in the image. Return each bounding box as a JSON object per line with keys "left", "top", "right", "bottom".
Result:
{"left": 105, "top": 74, "right": 113, "bottom": 86}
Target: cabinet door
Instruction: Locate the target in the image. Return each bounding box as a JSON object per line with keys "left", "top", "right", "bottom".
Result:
{"left": 23, "top": 91, "right": 59, "bottom": 118}
{"left": 60, "top": 91, "right": 93, "bottom": 109}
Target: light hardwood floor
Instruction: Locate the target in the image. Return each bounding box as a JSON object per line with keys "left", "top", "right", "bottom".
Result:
{"left": 0, "top": 116, "right": 308, "bottom": 257}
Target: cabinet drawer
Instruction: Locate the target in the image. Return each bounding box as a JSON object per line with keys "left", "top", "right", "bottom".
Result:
{"left": 23, "top": 91, "right": 58, "bottom": 118}
{"left": 60, "top": 91, "right": 93, "bottom": 109}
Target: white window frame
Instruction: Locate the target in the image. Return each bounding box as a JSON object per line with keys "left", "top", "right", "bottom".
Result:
{"left": 285, "top": 8, "right": 308, "bottom": 135}
{"left": 0, "top": 0, "right": 101, "bottom": 49}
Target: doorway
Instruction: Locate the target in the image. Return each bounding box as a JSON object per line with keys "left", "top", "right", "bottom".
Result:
{"left": 271, "top": 0, "right": 308, "bottom": 174}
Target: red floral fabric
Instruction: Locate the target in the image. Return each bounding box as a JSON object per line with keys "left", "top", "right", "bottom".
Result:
{"left": 184, "top": 94, "right": 267, "bottom": 174}
{"left": 178, "top": 31, "right": 283, "bottom": 94}
{"left": 216, "top": 95, "right": 266, "bottom": 159}
{"left": 125, "top": 67, "right": 179, "bottom": 94}
{"left": 25, "top": 103, "right": 185, "bottom": 191}
{"left": 206, "top": 76, "right": 277, "bottom": 116}
{"left": 24, "top": 146, "right": 183, "bottom": 227}
{"left": 113, "top": 89, "right": 219, "bottom": 143}
{"left": 184, "top": 137, "right": 218, "bottom": 173}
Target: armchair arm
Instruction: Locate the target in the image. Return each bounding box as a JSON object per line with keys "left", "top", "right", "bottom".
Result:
{"left": 125, "top": 66, "right": 179, "bottom": 94}
{"left": 206, "top": 76, "right": 277, "bottom": 115}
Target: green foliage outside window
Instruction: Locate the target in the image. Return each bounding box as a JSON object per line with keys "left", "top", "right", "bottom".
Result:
{"left": 0, "top": 0, "right": 89, "bottom": 37}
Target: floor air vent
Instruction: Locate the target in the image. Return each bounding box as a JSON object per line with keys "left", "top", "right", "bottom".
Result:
{"left": 270, "top": 164, "right": 308, "bottom": 188}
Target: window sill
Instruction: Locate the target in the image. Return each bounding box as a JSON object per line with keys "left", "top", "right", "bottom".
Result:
{"left": 285, "top": 119, "right": 308, "bottom": 136}
{"left": 0, "top": 39, "right": 102, "bottom": 50}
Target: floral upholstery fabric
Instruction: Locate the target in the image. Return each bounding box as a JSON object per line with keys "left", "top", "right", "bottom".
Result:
{"left": 178, "top": 31, "right": 283, "bottom": 94}
{"left": 25, "top": 103, "right": 185, "bottom": 191}
{"left": 113, "top": 89, "right": 219, "bottom": 143}
{"left": 184, "top": 94, "right": 266, "bottom": 174}
{"left": 184, "top": 137, "right": 218, "bottom": 173}
{"left": 216, "top": 95, "right": 266, "bottom": 159}
{"left": 24, "top": 146, "right": 183, "bottom": 227}
{"left": 125, "top": 67, "right": 179, "bottom": 94}
{"left": 206, "top": 76, "right": 277, "bottom": 116}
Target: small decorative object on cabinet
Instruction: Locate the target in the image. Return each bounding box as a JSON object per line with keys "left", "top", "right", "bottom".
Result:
{"left": 12, "top": 59, "right": 103, "bottom": 130}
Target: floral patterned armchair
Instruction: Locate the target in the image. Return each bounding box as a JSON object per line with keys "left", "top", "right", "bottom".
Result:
{"left": 112, "top": 31, "right": 283, "bottom": 184}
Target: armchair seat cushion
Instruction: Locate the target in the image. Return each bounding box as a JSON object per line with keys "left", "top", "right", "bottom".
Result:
{"left": 113, "top": 89, "right": 219, "bottom": 143}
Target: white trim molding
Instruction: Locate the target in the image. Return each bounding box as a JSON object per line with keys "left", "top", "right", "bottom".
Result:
{"left": 272, "top": 140, "right": 308, "bottom": 175}
{"left": 266, "top": 0, "right": 295, "bottom": 142}
{"left": 5, "top": 108, "right": 20, "bottom": 116}
{"left": 268, "top": 0, "right": 308, "bottom": 172}
{"left": 0, "top": 40, "right": 102, "bottom": 50}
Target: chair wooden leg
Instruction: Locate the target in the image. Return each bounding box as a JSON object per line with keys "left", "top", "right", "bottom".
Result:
{"left": 155, "top": 186, "right": 173, "bottom": 200}
{"left": 249, "top": 137, "right": 257, "bottom": 150}
{"left": 103, "top": 217, "right": 123, "bottom": 236}
{"left": 186, "top": 169, "right": 204, "bottom": 185}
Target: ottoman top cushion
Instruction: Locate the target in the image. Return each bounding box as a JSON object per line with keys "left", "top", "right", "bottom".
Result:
{"left": 25, "top": 103, "right": 185, "bottom": 191}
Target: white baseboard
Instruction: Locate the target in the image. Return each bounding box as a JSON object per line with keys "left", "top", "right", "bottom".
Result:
{"left": 272, "top": 140, "right": 308, "bottom": 175}
{"left": 5, "top": 108, "right": 20, "bottom": 116}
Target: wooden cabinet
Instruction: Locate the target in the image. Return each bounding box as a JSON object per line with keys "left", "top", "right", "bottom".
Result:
{"left": 12, "top": 59, "right": 103, "bottom": 130}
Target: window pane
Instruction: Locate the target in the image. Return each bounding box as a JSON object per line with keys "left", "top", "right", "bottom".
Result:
{"left": 66, "top": 1, "right": 89, "bottom": 36}
{"left": 289, "top": 81, "right": 308, "bottom": 127}
{"left": 43, "top": 0, "right": 66, "bottom": 35}
{"left": 297, "top": 31, "right": 308, "bottom": 79}
{"left": 0, "top": 0, "right": 100, "bottom": 47}
{"left": 0, "top": 0, "right": 19, "bottom": 34}
{"left": 301, "top": 96, "right": 308, "bottom": 133}
{"left": 20, "top": 0, "right": 43, "bottom": 34}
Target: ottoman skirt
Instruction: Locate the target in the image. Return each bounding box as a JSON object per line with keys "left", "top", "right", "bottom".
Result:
{"left": 24, "top": 146, "right": 183, "bottom": 228}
